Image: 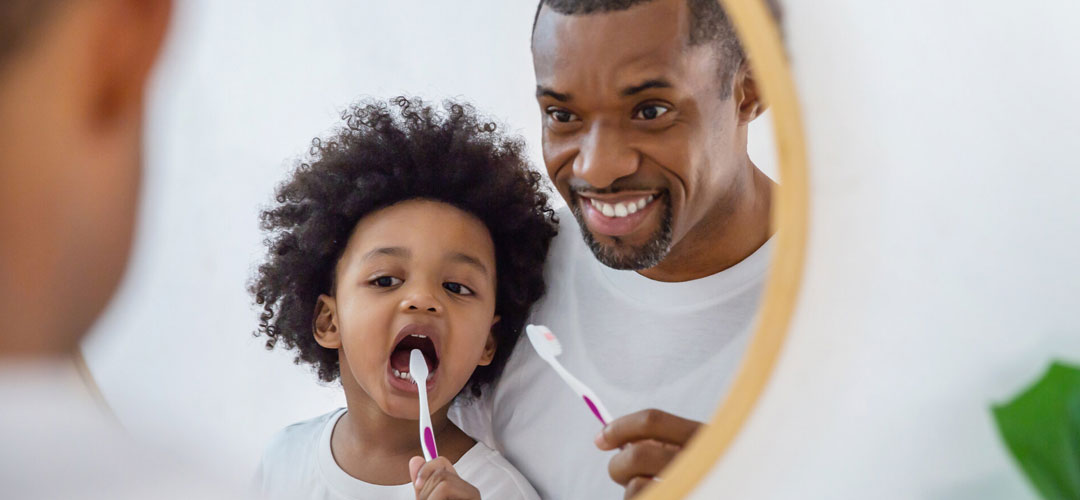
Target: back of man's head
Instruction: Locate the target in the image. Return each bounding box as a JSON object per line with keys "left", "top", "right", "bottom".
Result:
{"left": 534, "top": 0, "right": 782, "bottom": 98}
{"left": 0, "top": 0, "right": 171, "bottom": 358}
{"left": 0, "top": 1, "right": 64, "bottom": 71}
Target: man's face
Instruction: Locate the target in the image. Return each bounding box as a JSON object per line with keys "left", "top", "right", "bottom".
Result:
{"left": 532, "top": 0, "right": 747, "bottom": 271}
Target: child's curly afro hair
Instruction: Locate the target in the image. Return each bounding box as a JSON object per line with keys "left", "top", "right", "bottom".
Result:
{"left": 250, "top": 96, "right": 558, "bottom": 397}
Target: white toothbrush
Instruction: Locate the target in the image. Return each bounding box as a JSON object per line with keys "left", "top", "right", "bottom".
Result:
{"left": 526, "top": 324, "right": 614, "bottom": 425}
{"left": 409, "top": 349, "right": 438, "bottom": 461}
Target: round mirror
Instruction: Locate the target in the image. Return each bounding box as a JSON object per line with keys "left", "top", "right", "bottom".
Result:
{"left": 81, "top": 0, "right": 806, "bottom": 498}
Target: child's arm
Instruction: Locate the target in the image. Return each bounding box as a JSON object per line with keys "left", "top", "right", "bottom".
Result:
{"left": 409, "top": 457, "right": 481, "bottom": 500}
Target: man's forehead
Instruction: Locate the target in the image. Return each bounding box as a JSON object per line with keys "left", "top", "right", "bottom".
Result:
{"left": 532, "top": 0, "right": 695, "bottom": 95}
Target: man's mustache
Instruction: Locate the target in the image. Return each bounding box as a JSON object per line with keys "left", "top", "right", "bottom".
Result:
{"left": 567, "top": 181, "right": 661, "bottom": 196}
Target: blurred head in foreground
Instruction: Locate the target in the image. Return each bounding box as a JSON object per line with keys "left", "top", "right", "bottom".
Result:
{"left": 0, "top": 0, "right": 171, "bottom": 357}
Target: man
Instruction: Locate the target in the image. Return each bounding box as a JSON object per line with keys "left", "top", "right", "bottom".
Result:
{"left": 452, "top": 0, "right": 782, "bottom": 498}
{"left": 0, "top": 1, "right": 238, "bottom": 498}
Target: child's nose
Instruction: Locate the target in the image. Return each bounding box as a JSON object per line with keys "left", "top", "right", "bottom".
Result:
{"left": 401, "top": 290, "right": 442, "bottom": 314}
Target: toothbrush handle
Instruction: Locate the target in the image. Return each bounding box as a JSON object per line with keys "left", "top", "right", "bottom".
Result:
{"left": 417, "top": 386, "right": 438, "bottom": 461}
{"left": 550, "top": 360, "right": 615, "bottom": 425}
{"left": 421, "top": 423, "right": 438, "bottom": 460}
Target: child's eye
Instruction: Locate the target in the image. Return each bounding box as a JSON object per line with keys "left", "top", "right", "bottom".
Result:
{"left": 371, "top": 276, "right": 402, "bottom": 287}
{"left": 443, "top": 282, "right": 474, "bottom": 296}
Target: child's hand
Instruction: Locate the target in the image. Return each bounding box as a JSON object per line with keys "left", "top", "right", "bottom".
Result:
{"left": 409, "top": 456, "right": 481, "bottom": 500}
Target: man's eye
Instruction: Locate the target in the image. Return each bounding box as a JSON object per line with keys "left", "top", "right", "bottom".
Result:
{"left": 443, "top": 282, "right": 474, "bottom": 295}
{"left": 372, "top": 276, "right": 402, "bottom": 287}
{"left": 633, "top": 104, "right": 670, "bottom": 120}
{"left": 546, "top": 107, "right": 579, "bottom": 123}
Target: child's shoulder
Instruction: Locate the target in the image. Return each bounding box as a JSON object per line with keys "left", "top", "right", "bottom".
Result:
{"left": 263, "top": 409, "right": 341, "bottom": 457}
{"left": 254, "top": 409, "right": 343, "bottom": 492}
{"left": 454, "top": 441, "right": 541, "bottom": 500}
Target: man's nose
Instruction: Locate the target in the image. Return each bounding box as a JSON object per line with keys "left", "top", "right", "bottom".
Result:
{"left": 573, "top": 121, "right": 638, "bottom": 189}
{"left": 400, "top": 286, "right": 442, "bottom": 314}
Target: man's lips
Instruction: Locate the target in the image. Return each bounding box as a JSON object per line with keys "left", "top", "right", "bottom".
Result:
{"left": 577, "top": 192, "right": 662, "bottom": 237}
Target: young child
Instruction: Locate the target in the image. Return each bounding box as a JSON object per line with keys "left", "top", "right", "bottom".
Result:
{"left": 249, "top": 97, "right": 556, "bottom": 500}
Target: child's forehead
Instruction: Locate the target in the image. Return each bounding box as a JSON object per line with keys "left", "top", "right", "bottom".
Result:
{"left": 341, "top": 199, "right": 496, "bottom": 264}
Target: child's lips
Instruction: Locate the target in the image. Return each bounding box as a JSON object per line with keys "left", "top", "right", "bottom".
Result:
{"left": 385, "top": 362, "right": 437, "bottom": 393}
{"left": 390, "top": 323, "right": 443, "bottom": 364}
{"left": 386, "top": 323, "right": 442, "bottom": 394}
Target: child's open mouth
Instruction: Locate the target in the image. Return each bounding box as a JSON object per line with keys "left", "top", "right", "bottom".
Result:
{"left": 387, "top": 324, "right": 440, "bottom": 392}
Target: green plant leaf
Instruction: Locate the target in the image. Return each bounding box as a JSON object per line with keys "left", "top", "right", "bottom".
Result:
{"left": 993, "top": 361, "right": 1080, "bottom": 500}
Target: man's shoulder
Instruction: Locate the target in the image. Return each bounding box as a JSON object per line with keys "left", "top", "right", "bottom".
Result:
{"left": 456, "top": 442, "right": 541, "bottom": 500}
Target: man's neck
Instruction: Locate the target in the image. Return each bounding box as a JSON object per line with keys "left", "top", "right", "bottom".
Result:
{"left": 639, "top": 165, "right": 775, "bottom": 282}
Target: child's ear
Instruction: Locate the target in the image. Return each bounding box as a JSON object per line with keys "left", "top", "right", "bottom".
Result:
{"left": 477, "top": 315, "right": 501, "bottom": 366}
{"left": 313, "top": 294, "right": 341, "bottom": 349}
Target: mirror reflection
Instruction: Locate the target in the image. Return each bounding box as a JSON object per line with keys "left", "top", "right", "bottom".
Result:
{"left": 12, "top": 0, "right": 783, "bottom": 498}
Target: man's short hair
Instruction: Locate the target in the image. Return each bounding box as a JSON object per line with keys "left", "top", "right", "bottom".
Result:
{"left": 533, "top": 0, "right": 783, "bottom": 98}
{"left": 0, "top": 0, "right": 64, "bottom": 72}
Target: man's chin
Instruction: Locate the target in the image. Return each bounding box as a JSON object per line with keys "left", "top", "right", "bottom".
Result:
{"left": 589, "top": 244, "right": 666, "bottom": 270}
{"left": 571, "top": 203, "right": 674, "bottom": 271}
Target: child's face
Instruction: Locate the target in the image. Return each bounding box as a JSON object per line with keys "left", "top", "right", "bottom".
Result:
{"left": 314, "top": 199, "right": 499, "bottom": 419}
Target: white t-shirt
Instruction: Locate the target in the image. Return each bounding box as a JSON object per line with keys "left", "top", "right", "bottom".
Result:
{"left": 255, "top": 408, "right": 539, "bottom": 500}
{"left": 0, "top": 358, "right": 244, "bottom": 500}
{"left": 451, "top": 208, "right": 771, "bottom": 499}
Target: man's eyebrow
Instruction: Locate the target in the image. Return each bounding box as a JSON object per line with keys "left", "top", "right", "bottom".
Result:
{"left": 447, "top": 252, "right": 489, "bottom": 275}
{"left": 536, "top": 85, "right": 571, "bottom": 102}
{"left": 620, "top": 79, "right": 673, "bottom": 97}
{"left": 361, "top": 247, "right": 409, "bottom": 262}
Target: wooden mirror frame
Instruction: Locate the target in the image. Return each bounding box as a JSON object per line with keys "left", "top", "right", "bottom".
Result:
{"left": 639, "top": 0, "right": 808, "bottom": 497}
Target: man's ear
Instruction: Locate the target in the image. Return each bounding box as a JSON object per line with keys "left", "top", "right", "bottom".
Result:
{"left": 313, "top": 294, "right": 341, "bottom": 349}
{"left": 477, "top": 315, "right": 501, "bottom": 366}
{"left": 89, "top": 0, "right": 172, "bottom": 128}
{"left": 734, "top": 61, "right": 768, "bottom": 125}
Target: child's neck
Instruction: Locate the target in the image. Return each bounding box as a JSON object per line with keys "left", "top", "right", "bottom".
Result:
{"left": 331, "top": 379, "right": 475, "bottom": 485}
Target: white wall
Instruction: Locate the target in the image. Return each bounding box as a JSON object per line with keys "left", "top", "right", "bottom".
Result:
{"left": 691, "top": 1, "right": 1080, "bottom": 499}
{"left": 82, "top": 0, "right": 777, "bottom": 481}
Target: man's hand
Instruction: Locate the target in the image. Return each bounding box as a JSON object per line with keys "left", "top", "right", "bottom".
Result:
{"left": 409, "top": 456, "right": 481, "bottom": 500}
{"left": 595, "top": 409, "right": 703, "bottom": 499}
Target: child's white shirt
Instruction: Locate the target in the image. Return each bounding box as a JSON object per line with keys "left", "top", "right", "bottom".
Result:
{"left": 255, "top": 408, "right": 539, "bottom": 500}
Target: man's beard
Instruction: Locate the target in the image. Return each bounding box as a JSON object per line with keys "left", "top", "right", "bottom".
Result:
{"left": 570, "top": 194, "right": 674, "bottom": 271}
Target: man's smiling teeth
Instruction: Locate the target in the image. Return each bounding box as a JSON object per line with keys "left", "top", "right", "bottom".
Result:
{"left": 588, "top": 195, "right": 655, "bottom": 218}
{"left": 391, "top": 368, "right": 433, "bottom": 383}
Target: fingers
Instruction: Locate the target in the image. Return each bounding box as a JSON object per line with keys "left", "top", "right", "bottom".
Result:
{"left": 413, "top": 457, "right": 454, "bottom": 491}
{"left": 596, "top": 408, "right": 702, "bottom": 451}
{"left": 625, "top": 476, "right": 658, "bottom": 499}
{"left": 607, "top": 440, "right": 679, "bottom": 486}
{"left": 409, "top": 456, "right": 425, "bottom": 485}
{"left": 413, "top": 458, "right": 481, "bottom": 500}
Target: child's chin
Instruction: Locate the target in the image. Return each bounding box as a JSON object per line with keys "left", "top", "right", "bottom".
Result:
{"left": 379, "top": 392, "right": 450, "bottom": 421}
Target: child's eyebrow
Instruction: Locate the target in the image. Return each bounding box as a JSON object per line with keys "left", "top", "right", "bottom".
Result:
{"left": 446, "top": 252, "right": 489, "bottom": 276}
{"left": 362, "top": 247, "right": 409, "bottom": 262}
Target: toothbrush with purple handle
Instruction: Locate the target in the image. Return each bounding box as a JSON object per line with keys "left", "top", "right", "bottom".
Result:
{"left": 409, "top": 349, "right": 438, "bottom": 461}
{"left": 525, "top": 324, "right": 614, "bottom": 425}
